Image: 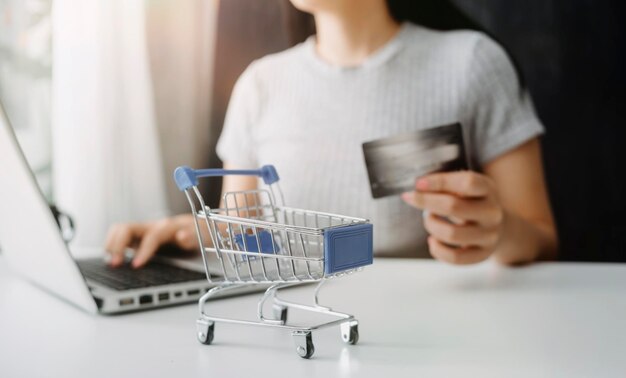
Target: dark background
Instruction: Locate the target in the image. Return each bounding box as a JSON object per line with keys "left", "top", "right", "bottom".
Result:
{"left": 456, "top": 0, "right": 626, "bottom": 262}
{"left": 209, "top": 0, "right": 626, "bottom": 262}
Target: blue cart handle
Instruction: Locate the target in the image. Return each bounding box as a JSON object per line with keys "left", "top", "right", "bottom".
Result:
{"left": 174, "top": 165, "right": 280, "bottom": 191}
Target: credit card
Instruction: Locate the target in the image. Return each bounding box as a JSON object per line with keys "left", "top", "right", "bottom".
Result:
{"left": 362, "top": 123, "right": 470, "bottom": 199}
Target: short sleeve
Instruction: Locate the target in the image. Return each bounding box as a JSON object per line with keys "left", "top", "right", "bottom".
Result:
{"left": 463, "top": 34, "right": 545, "bottom": 167}
{"left": 216, "top": 64, "right": 260, "bottom": 168}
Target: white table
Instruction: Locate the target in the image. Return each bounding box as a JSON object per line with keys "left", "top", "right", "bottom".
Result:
{"left": 1, "top": 256, "right": 625, "bottom": 378}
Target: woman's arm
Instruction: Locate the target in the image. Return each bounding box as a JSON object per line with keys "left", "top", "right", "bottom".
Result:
{"left": 483, "top": 138, "right": 558, "bottom": 264}
{"left": 402, "top": 138, "right": 558, "bottom": 265}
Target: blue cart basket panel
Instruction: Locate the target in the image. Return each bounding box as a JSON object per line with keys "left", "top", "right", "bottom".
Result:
{"left": 234, "top": 230, "right": 276, "bottom": 254}
{"left": 324, "top": 223, "right": 373, "bottom": 275}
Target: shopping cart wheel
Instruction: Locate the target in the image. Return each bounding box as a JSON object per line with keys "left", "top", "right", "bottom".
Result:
{"left": 341, "top": 321, "right": 359, "bottom": 345}
{"left": 273, "top": 304, "right": 288, "bottom": 325}
{"left": 292, "top": 330, "right": 315, "bottom": 359}
{"left": 197, "top": 318, "right": 215, "bottom": 345}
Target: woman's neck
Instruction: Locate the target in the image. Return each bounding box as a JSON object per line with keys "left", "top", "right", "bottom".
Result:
{"left": 313, "top": 1, "right": 401, "bottom": 67}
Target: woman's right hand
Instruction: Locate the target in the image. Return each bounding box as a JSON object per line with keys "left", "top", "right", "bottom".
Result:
{"left": 105, "top": 214, "right": 199, "bottom": 268}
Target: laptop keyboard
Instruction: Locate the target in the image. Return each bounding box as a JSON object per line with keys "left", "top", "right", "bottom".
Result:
{"left": 77, "top": 258, "right": 206, "bottom": 291}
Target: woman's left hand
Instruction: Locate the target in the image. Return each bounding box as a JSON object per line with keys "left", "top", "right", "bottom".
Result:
{"left": 401, "top": 171, "right": 506, "bottom": 265}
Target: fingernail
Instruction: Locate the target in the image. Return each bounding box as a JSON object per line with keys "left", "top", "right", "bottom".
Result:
{"left": 401, "top": 192, "right": 412, "bottom": 201}
{"left": 131, "top": 259, "right": 141, "bottom": 269}
{"left": 416, "top": 178, "right": 429, "bottom": 191}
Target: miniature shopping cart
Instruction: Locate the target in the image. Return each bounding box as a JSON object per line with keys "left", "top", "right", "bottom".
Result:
{"left": 174, "top": 165, "right": 373, "bottom": 358}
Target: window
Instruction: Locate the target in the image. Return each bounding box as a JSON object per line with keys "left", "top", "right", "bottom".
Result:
{"left": 0, "top": 0, "right": 52, "bottom": 200}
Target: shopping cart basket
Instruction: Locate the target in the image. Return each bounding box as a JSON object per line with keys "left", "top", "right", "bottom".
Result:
{"left": 174, "top": 165, "right": 373, "bottom": 358}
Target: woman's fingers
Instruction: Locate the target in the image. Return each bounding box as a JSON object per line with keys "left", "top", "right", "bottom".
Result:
{"left": 173, "top": 214, "right": 203, "bottom": 251}
{"left": 423, "top": 213, "right": 500, "bottom": 249}
{"left": 105, "top": 215, "right": 199, "bottom": 268}
{"left": 402, "top": 191, "right": 502, "bottom": 227}
{"left": 131, "top": 220, "right": 178, "bottom": 268}
{"left": 130, "top": 216, "right": 200, "bottom": 268}
{"left": 427, "top": 237, "right": 492, "bottom": 265}
{"left": 402, "top": 171, "right": 505, "bottom": 265}
{"left": 175, "top": 229, "right": 197, "bottom": 250}
{"left": 403, "top": 171, "right": 502, "bottom": 226}
{"left": 416, "top": 171, "right": 492, "bottom": 197}
{"left": 105, "top": 223, "right": 146, "bottom": 267}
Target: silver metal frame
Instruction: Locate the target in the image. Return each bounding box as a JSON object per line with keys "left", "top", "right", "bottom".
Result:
{"left": 183, "top": 181, "right": 366, "bottom": 358}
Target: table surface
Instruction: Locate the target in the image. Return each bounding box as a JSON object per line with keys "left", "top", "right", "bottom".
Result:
{"left": 1, "top": 256, "right": 625, "bottom": 378}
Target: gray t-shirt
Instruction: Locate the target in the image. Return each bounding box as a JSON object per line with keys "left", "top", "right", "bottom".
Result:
{"left": 216, "top": 22, "right": 544, "bottom": 258}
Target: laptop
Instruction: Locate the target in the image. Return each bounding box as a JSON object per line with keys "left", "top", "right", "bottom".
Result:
{"left": 0, "top": 101, "right": 259, "bottom": 315}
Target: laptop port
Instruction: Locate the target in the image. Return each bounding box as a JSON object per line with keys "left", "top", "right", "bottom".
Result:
{"left": 158, "top": 292, "right": 170, "bottom": 302}
{"left": 187, "top": 289, "right": 200, "bottom": 296}
{"left": 119, "top": 298, "right": 134, "bottom": 306}
{"left": 139, "top": 295, "right": 153, "bottom": 305}
{"left": 94, "top": 297, "right": 103, "bottom": 309}
{"left": 174, "top": 291, "right": 182, "bottom": 298}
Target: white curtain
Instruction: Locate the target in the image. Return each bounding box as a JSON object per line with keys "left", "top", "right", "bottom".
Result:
{"left": 51, "top": 0, "right": 219, "bottom": 251}
{"left": 145, "top": 0, "right": 219, "bottom": 215}
{"left": 51, "top": 0, "right": 164, "bottom": 251}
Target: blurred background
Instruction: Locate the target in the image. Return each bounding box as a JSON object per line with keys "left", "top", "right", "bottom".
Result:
{"left": 0, "top": 0, "right": 624, "bottom": 261}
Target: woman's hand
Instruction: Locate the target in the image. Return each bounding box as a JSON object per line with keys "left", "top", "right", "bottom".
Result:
{"left": 105, "top": 214, "right": 199, "bottom": 268}
{"left": 104, "top": 162, "right": 259, "bottom": 269}
{"left": 401, "top": 171, "right": 505, "bottom": 265}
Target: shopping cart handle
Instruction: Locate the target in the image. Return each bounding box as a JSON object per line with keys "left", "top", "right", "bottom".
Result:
{"left": 174, "top": 165, "right": 280, "bottom": 191}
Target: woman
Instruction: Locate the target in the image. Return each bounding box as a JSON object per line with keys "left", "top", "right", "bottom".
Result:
{"left": 106, "top": 0, "right": 558, "bottom": 268}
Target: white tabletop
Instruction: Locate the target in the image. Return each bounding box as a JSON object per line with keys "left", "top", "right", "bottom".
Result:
{"left": 1, "top": 256, "right": 625, "bottom": 378}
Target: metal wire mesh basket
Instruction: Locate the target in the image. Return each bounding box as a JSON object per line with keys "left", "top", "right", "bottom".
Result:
{"left": 174, "top": 165, "right": 373, "bottom": 358}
